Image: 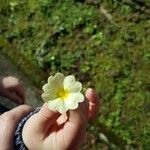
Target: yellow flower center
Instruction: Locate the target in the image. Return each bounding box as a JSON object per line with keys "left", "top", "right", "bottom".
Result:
{"left": 57, "top": 88, "right": 69, "bottom": 100}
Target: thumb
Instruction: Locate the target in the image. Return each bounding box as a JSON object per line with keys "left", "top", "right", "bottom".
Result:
{"left": 22, "top": 103, "right": 60, "bottom": 138}
{"left": 37, "top": 103, "right": 61, "bottom": 128}
{"left": 22, "top": 103, "right": 60, "bottom": 149}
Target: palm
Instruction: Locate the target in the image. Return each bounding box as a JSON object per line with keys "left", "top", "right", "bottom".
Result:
{"left": 22, "top": 88, "right": 99, "bottom": 150}
{"left": 45, "top": 104, "right": 87, "bottom": 149}
{"left": 22, "top": 102, "right": 87, "bottom": 150}
{"left": 44, "top": 119, "right": 85, "bottom": 150}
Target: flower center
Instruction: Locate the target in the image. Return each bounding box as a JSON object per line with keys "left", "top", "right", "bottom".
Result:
{"left": 57, "top": 88, "right": 68, "bottom": 100}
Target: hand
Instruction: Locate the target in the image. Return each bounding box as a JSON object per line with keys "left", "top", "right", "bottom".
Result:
{"left": 22, "top": 88, "right": 100, "bottom": 150}
{"left": 0, "top": 76, "right": 25, "bottom": 104}
{"left": 0, "top": 105, "right": 32, "bottom": 150}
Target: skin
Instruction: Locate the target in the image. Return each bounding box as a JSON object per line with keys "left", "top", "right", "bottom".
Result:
{"left": 22, "top": 88, "right": 99, "bottom": 150}
{"left": 0, "top": 105, "right": 32, "bottom": 150}
{"left": 0, "top": 76, "right": 25, "bottom": 104}
{"left": 0, "top": 88, "right": 100, "bottom": 150}
{"left": 0, "top": 76, "right": 27, "bottom": 150}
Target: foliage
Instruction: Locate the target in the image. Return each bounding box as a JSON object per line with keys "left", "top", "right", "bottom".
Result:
{"left": 0, "top": 0, "right": 150, "bottom": 149}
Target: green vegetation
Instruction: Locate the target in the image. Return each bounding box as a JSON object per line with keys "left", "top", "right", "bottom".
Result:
{"left": 0, "top": 0, "right": 150, "bottom": 149}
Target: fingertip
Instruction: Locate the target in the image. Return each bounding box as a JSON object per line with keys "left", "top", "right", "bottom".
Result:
{"left": 85, "top": 88, "right": 101, "bottom": 121}
{"left": 86, "top": 87, "right": 93, "bottom": 92}
{"left": 38, "top": 102, "right": 60, "bottom": 121}
{"left": 85, "top": 88, "right": 97, "bottom": 102}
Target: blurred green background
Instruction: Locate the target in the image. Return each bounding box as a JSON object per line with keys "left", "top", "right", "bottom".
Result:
{"left": 0, "top": 0, "right": 150, "bottom": 149}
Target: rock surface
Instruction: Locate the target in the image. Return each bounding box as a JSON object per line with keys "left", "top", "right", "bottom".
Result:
{"left": 0, "top": 54, "right": 42, "bottom": 110}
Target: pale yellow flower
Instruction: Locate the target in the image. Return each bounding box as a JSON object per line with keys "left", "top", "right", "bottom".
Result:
{"left": 41, "top": 73, "right": 84, "bottom": 113}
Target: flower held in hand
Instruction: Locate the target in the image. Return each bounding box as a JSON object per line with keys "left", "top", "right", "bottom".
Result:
{"left": 41, "top": 73, "right": 84, "bottom": 113}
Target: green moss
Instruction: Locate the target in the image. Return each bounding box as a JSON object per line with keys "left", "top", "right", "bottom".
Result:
{"left": 0, "top": 38, "right": 46, "bottom": 86}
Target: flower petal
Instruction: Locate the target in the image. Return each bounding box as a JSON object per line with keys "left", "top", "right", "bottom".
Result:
{"left": 42, "top": 83, "right": 55, "bottom": 94}
{"left": 42, "top": 83, "right": 49, "bottom": 92}
{"left": 48, "top": 98, "right": 68, "bottom": 113}
{"left": 63, "top": 75, "right": 75, "bottom": 90}
{"left": 67, "top": 81, "right": 82, "bottom": 93}
{"left": 42, "top": 73, "right": 84, "bottom": 113}
{"left": 41, "top": 93, "right": 57, "bottom": 102}
{"left": 65, "top": 93, "right": 84, "bottom": 109}
{"left": 54, "top": 73, "right": 65, "bottom": 84}
{"left": 48, "top": 73, "right": 65, "bottom": 90}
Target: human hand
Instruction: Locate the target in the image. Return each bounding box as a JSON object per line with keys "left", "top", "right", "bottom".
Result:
{"left": 0, "top": 76, "right": 25, "bottom": 104}
{"left": 22, "top": 88, "right": 99, "bottom": 150}
{"left": 0, "top": 105, "right": 32, "bottom": 150}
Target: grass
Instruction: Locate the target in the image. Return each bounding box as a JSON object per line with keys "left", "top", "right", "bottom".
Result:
{"left": 0, "top": 0, "right": 150, "bottom": 149}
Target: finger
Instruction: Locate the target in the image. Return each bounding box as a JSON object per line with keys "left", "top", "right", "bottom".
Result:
{"left": 5, "top": 91, "right": 24, "bottom": 104}
{"left": 37, "top": 103, "right": 61, "bottom": 126}
{"left": 9, "top": 85, "right": 25, "bottom": 104}
{"left": 10, "top": 105, "right": 32, "bottom": 117}
{"left": 0, "top": 105, "right": 32, "bottom": 150}
{"left": 85, "top": 88, "right": 100, "bottom": 120}
{"left": 22, "top": 103, "right": 60, "bottom": 139}
{"left": 12, "top": 85, "right": 25, "bottom": 102}
{"left": 56, "top": 113, "right": 68, "bottom": 125}
{"left": 62, "top": 106, "right": 86, "bottom": 149}
{"left": 86, "top": 88, "right": 98, "bottom": 103}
